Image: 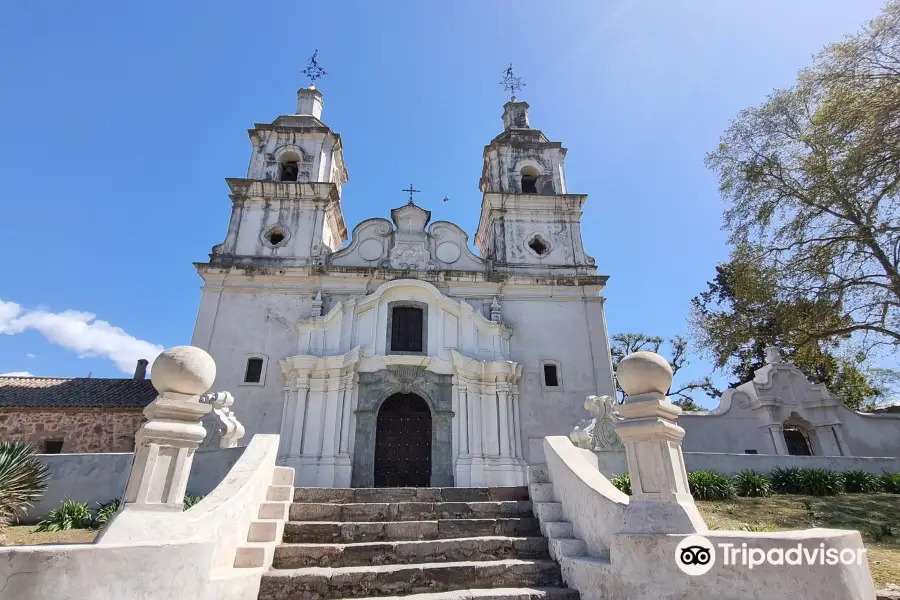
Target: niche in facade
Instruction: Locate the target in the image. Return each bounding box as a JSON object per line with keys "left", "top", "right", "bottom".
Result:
{"left": 527, "top": 234, "right": 550, "bottom": 257}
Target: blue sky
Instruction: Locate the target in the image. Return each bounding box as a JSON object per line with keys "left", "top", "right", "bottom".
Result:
{"left": 0, "top": 1, "right": 887, "bottom": 402}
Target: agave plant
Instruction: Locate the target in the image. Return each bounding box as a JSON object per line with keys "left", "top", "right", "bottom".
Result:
{"left": 36, "top": 499, "right": 93, "bottom": 532}
{"left": 92, "top": 498, "right": 122, "bottom": 528}
{"left": 687, "top": 470, "right": 736, "bottom": 501}
{"left": 733, "top": 470, "right": 772, "bottom": 498}
{"left": 0, "top": 441, "right": 50, "bottom": 527}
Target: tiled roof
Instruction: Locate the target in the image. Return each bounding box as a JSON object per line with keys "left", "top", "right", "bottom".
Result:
{"left": 0, "top": 376, "right": 158, "bottom": 409}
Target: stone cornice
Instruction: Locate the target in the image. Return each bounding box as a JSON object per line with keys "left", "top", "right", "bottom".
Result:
{"left": 194, "top": 261, "right": 608, "bottom": 290}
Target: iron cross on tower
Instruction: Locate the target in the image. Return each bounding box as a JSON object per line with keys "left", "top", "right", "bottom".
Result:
{"left": 500, "top": 63, "right": 525, "bottom": 100}
{"left": 302, "top": 49, "right": 327, "bottom": 87}
{"left": 402, "top": 183, "right": 421, "bottom": 205}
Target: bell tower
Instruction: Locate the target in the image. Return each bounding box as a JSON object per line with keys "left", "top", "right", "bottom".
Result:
{"left": 209, "top": 55, "right": 348, "bottom": 267}
{"left": 475, "top": 67, "right": 595, "bottom": 274}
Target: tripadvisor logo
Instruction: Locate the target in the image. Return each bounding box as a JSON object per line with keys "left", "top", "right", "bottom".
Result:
{"left": 674, "top": 535, "right": 867, "bottom": 576}
{"left": 675, "top": 535, "right": 715, "bottom": 576}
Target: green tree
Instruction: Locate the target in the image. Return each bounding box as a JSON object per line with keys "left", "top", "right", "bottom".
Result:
{"left": 609, "top": 333, "right": 719, "bottom": 408}
{"left": 690, "top": 254, "right": 886, "bottom": 410}
{"left": 705, "top": 1, "right": 900, "bottom": 353}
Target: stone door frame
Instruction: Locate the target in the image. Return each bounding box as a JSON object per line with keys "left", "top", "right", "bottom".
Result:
{"left": 351, "top": 365, "right": 454, "bottom": 487}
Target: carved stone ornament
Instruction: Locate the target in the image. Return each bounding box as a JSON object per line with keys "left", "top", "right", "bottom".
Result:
{"left": 199, "top": 391, "right": 245, "bottom": 449}
{"left": 569, "top": 394, "right": 624, "bottom": 452}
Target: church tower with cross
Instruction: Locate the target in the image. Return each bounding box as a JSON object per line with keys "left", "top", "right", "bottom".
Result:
{"left": 191, "top": 60, "right": 616, "bottom": 489}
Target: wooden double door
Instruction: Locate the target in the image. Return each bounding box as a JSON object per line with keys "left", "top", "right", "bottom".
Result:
{"left": 374, "top": 393, "right": 432, "bottom": 487}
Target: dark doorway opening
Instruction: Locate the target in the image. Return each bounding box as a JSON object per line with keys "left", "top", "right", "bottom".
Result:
{"left": 374, "top": 393, "right": 431, "bottom": 487}
{"left": 784, "top": 427, "right": 813, "bottom": 456}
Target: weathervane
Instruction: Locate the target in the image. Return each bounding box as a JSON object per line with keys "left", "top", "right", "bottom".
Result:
{"left": 402, "top": 183, "right": 421, "bottom": 205}
{"left": 500, "top": 63, "right": 525, "bottom": 100}
{"left": 302, "top": 49, "right": 328, "bottom": 88}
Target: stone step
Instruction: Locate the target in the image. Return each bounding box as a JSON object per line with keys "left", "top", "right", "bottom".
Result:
{"left": 527, "top": 465, "right": 549, "bottom": 485}
{"left": 273, "top": 536, "right": 549, "bottom": 569}
{"left": 289, "top": 501, "right": 533, "bottom": 523}
{"left": 293, "top": 487, "right": 529, "bottom": 504}
{"left": 258, "top": 559, "right": 564, "bottom": 600}
{"left": 346, "top": 588, "right": 579, "bottom": 600}
{"left": 284, "top": 518, "right": 541, "bottom": 544}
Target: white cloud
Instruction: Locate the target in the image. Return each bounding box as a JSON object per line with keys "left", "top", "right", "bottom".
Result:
{"left": 1, "top": 371, "right": 34, "bottom": 377}
{"left": 25, "top": 353, "right": 37, "bottom": 359}
{"left": 0, "top": 299, "right": 164, "bottom": 375}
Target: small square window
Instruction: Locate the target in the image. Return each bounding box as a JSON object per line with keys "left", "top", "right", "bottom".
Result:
{"left": 43, "top": 440, "right": 63, "bottom": 454}
{"left": 244, "top": 358, "right": 264, "bottom": 383}
{"left": 543, "top": 364, "right": 559, "bottom": 387}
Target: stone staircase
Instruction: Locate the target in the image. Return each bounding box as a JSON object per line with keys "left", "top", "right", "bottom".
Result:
{"left": 256, "top": 485, "right": 579, "bottom": 600}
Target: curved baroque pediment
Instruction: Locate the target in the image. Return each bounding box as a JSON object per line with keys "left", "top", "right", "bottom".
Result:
{"left": 327, "top": 203, "right": 487, "bottom": 271}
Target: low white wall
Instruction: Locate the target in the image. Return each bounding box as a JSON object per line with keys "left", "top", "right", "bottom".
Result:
{"left": 543, "top": 436, "right": 627, "bottom": 558}
{"left": 23, "top": 447, "right": 246, "bottom": 523}
{"left": 540, "top": 436, "right": 875, "bottom": 600}
{"left": 0, "top": 435, "right": 282, "bottom": 600}
{"left": 592, "top": 450, "right": 900, "bottom": 478}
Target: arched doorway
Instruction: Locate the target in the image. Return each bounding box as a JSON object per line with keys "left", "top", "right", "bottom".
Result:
{"left": 374, "top": 393, "right": 432, "bottom": 487}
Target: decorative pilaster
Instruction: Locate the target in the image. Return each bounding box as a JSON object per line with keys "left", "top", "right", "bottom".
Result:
{"left": 615, "top": 351, "right": 707, "bottom": 535}
{"left": 511, "top": 384, "right": 523, "bottom": 458}
{"left": 122, "top": 346, "right": 215, "bottom": 512}
{"left": 278, "top": 382, "right": 298, "bottom": 459}
{"left": 497, "top": 385, "right": 511, "bottom": 457}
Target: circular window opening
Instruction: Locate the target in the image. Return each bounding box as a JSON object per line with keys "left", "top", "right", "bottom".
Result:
{"left": 268, "top": 230, "right": 286, "bottom": 246}
{"left": 527, "top": 234, "right": 549, "bottom": 256}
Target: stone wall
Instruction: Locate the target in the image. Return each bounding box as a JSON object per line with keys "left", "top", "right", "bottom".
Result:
{"left": 0, "top": 408, "right": 144, "bottom": 453}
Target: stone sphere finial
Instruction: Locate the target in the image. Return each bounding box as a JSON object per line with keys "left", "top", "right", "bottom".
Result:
{"left": 150, "top": 346, "right": 216, "bottom": 397}
{"left": 616, "top": 351, "right": 673, "bottom": 398}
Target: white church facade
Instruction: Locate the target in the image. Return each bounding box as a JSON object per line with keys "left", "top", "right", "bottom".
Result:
{"left": 191, "top": 85, "right": 617, "bottom": 488}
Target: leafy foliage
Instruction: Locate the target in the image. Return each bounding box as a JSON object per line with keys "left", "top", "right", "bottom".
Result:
{"left": 610, "top": 473, "right": 631, "bottom": 495}
{"left": 183, "top": 494, "right": 205, "bottom": 510}
{"left": 795, "top": 468, "right": 844, "bottom": 496}
{"left": 0, "top": 441, "right": 49, "bottom": 531}
{"left": 36, "top": 499, "right": 93, "bottom": 532}
{"left": 93, "top": 498, "right": 121, "bottom": 528}
{"left": 882, "top": 472, "right": 900, "bottom": 493}
{"left": 733, "top": 470, "right": 773, "bottom": 497}
{"left": 690, "top": 259, "right": 888, "bottom": 410}
{"left": 769, "top": 467, "right": 803, "bottom": 494}
{"left": 842, "top": 469, "right": 884, "bottom": 493}
{"left": 610, "top": 333, "right": 719, "bottom": 404}
{"left": 704, "top": 1, "right": 900, "bottom": 360}
{"left": 687, "top": 470, "right": 736, "bottom": 501}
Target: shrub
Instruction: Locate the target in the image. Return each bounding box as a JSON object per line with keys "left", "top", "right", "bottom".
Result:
{"left": 739, "top": 522, "right": 775, "bottom": 532}
{"left": 610, "top": 473, "right": 631, "bottom": 495}
{"left": 0, "top": 441, "right": 50, "bottom": 535}
{"left": 867, "top": 524, "right": 893, "bottom": 542}
{"left": 796, "top": 468, "right": 844, "bottom": 496}
{"left": 183, "top": 494, "right": 205, "bottom": 510}
{"left": 733, "top": 470, "right": 772, "bottom": 497}
{"left": 687, "top": 470, "right": 736, "bottom": 501}
{"left": 769, "top": 467, "right": 802, "bottom": 494}
{"left": 882, "top": 472, "right": 900, "bottom": 494}
{"left": 92, "top": 499, "right": 121, "bottom": 528}
{"left": 841, "top": 469, "right": 884, "bottom": 493}
{"left": 36, "top": 499, "right": 93, "bottom": 532}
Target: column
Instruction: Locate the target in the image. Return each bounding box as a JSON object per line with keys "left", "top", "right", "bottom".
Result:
{"left": 302, "top": 377, "right": 325, "bottom": 456}
{"left": 320, "top": 373, "right": 342, "bottom": 458}
{"left": 278, "top": 382, "right": 298, "bottom": 459}
{"left": 762, "top": 423, "right": 789, "bottom": 455}
{"left": 497, "top": 385, "right": 511, "bottom": 458}
{"left": 481, "top": 387, "right": 499, "bottom": 456}
{"left": 470, "top": 383, "right": 483, "bottom": 457}
{"left": 512, "top": 384, "right": 523, "bottom": 458}
{"left": 338, "top": 374, "right": 354, "bottom": 456}
{"left": 289, "top": 380, "right": 309, "bottom": 457}
{"left": 458, "top": 383, "right": 469, "bottom": 455}
{"left": 451, "top": 379, "right": 460, "bottom": 465}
